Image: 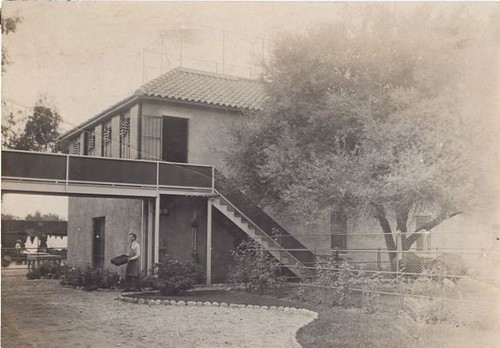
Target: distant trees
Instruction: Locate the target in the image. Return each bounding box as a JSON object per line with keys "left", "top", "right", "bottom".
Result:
{"left": 25, "top": 211, "right": 64, "bottom": 222}
{"left": 2, "top": 97, "right": 62, "bottom": 152}
{"left": 226, "top": 5, "right": 499, "bottom": 266}
{"left": 1, "top": 213, "right": 20, "bottom": 221}
{"left": 1, "top": 211, "right": 63, "bottom": 221}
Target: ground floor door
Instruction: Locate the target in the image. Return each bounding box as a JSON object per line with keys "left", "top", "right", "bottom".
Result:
{"left": 92, "top": 217, "right": 105, "bottom": 269}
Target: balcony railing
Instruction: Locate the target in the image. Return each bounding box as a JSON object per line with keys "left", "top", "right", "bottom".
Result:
{"left": 1, "top": 150, "right": 214, "bottom": 195}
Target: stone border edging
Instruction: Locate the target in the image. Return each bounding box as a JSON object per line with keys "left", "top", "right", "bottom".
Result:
{"left": 115, "top": 294, "right": 319, "bottom": 320}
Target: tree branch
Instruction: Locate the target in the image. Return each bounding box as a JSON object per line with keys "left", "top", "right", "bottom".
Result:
{"left": 404, "top": 211, "right": 461, "bottom": 249}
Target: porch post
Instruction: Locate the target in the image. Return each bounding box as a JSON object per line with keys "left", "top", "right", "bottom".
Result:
{"left": 206, "top": 198, "right": 213, "bottom": 285}
{"left": 154, "top": 194, "right": 160, "bottom": 264}
{"left": 147, "top": 199, "right": 154, "bottom": 274}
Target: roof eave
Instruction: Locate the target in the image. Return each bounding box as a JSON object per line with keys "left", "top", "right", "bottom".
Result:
{"left": 140, "top": 95, "right": 262, "bottom": 113}
{"left": 59, "top": 95, "right": 140, "bottom": 141}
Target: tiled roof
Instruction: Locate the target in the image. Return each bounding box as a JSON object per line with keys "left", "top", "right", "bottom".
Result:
{"left": 60, "top": 68, "right": 265, "bottom": 140}
{"left": 136, "top": 68, "right": 265, "bottom": 111}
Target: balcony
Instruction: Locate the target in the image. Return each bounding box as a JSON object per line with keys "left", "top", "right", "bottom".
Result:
{"left": 1, "top": 150, "right": 214, "bottom": 197}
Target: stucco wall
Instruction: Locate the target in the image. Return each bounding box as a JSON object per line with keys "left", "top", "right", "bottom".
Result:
{"left": 212, "top": 209, "right": 247, "bottom": 283}
{"left": 159, "top": 196, "right": 207, "bottom": 264}
{"left": 67, "top": 197, "right": 143, "bottom": 276}
{"left": 142, "top": 101, "right": 240, "bottom": 172}
{"left": 159, "top": 196, "right": 246, "bottom": 283}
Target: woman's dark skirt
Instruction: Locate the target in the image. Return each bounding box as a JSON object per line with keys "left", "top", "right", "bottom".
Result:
{"left": 126, "top": 259, "right": 140, "bottom": 277}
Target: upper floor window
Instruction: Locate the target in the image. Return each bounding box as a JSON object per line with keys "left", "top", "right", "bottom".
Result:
{"left": 119, "top": 115, "right": 131, "bottom": 158}
{"left": 141, "top": 116, "right": 162, "bottom": 160}
{"left": 102, "top": 122, "right": 112, "bottom": 157}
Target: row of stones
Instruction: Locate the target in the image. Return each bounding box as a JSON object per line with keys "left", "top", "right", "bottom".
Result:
{"left": 116, "top": 295, "right": 318, "bottom": 319}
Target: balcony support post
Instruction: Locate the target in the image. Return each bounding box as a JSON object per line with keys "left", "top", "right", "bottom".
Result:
{"left": 147, "top": 199, "right": 154, "bottom": 274}
{"left": 154, "top": 194, "right": 160, "bottom": 264}
{"left": 206, "top": 198, "right": 213, "bottom": 285}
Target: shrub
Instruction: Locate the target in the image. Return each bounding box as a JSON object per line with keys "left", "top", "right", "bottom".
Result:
{"left": 146, "top": 257, "right": 204, "bottom": 295}
{"left": 26, "top": 263, "right": 70, "bottom": 280}
{"left": 292, "top": 258, "right": 382, "bottom": 312}
{"left": 398, "top": 268, "right": 457, "bottom": 324}
{"left": 26, "top": 268, "right": 42, "bottom": 279}
{"left": 227, "top": 239, "right": 284, "bottom": 294}
{"left": 60, "top": 265, "right": 122, "bottom": 291}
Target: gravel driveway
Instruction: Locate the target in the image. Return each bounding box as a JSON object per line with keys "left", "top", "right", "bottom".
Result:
{"left": 1, "top": 270, "right": 314, "bottom": 348}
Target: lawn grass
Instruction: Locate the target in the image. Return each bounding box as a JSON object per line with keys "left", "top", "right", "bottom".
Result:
{"left": 125, "top": 285, "right": 500, "bottom": 348}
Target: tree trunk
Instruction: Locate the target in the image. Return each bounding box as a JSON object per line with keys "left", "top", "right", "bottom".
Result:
{"left": 396, "top": 205, "right": 411, "bottom": 250}
{"left": 372, "top": 204, "right": 397, "bottom": 270}
{"left": 373, "top": 204, "right": 460, "bottom": 272}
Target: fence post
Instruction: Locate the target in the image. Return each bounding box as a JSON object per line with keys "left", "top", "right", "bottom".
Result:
{"left": 396, "top": 231, "right": 402, "bottom": 279}
{"left": 377, "top": 247, "right": 381, "bottom": 271}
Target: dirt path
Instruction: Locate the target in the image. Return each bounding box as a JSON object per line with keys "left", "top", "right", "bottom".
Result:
{"left": 1, "top": 271, "right": 314, "bottom": 348}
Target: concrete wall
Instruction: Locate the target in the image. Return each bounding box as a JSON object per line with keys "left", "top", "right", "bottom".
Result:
{"left": 67, "top": 197, "right": 143, "bottom": 276}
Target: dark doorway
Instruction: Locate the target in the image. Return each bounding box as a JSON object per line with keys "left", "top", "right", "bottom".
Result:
{"left": 162, "top": 116, "right": 188, "bottom": 163}
{"left": 92, "top": 217, "right": 105, "bottom": 269}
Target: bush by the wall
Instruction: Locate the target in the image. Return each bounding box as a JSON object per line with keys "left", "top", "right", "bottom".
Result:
{"left": 146, "top": 257, "right": 204, "bottom": 295}
{"left": 60, "top": 265, "right": 122, "bottom": 291}
{"left": 26, "top": 263, "right": 70, "bottom": 280}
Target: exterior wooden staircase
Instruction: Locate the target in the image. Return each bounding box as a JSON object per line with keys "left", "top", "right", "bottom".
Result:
{"left": 212, "top": 183, "right": 316, "bottom": 280}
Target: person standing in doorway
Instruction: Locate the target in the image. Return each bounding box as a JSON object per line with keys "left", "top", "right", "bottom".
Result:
{"left": 125, "top": 233, "right": 141, "bottom": 292}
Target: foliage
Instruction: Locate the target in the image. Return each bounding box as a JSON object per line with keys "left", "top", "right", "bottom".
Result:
{"left": 26, "top": 263, "right": 70, "bottom": 280}
{"left": 26, "top": 268, "right": 42, "bottom": 280}
{"left": 25, "top": 211, "right": 64, "bottom": 221}
{"left": 1, "top": 15, "right": 22, "bottom": 71}
{"left": 144, "top": 256, "right": 204, "bottom": 295}
{"left": 226, "top": 5, "right": 499, "bottom": 262}
{"left": 398, "top": 268, "right": 457, "bottom": 324}
{"left": 1, "top": 213, "right": 20, "bottom": 220}
{"left": 59, "top": 265, "right": 122, "bottom": 291}
{"left": 293, "top": 259, "right": 381, "bottom": 312}
{"left": 227, "top": 239, "right": 285, "bottom": 294}
{"left": 2, "top": 98, "right": 62, "bottom": 152}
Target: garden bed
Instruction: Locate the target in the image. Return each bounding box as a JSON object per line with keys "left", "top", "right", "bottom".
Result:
{"left": 123, "top": 288, "right": 302, "bottom": 308}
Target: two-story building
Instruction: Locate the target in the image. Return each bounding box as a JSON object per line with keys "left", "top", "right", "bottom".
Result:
{"left": 59, "top": 67, "right": 315, "bottom": 284}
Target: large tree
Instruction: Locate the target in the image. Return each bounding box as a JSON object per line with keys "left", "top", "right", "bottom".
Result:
{"left": 226, "top": 4, "right": 499, "bottom": 267}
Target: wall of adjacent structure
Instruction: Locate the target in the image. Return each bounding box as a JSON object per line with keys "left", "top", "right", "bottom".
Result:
{"left": 67, "top": 197, "right": 144, "bottom": 276}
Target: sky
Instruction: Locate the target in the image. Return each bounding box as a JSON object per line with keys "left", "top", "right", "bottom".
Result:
{"left": 1, "top": 1, "right": 352, "bottom": 219}
{"left": 1, "top": 1, "right": 355, "bottom": 130}
{"left": 1, "top": 2, "right": 500, "bottom": 219}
